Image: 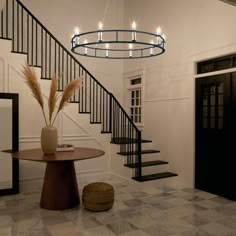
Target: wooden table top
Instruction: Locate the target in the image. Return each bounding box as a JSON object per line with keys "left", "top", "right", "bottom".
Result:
{"left": 12, "top": 147, "right": 105, "bottom": 162}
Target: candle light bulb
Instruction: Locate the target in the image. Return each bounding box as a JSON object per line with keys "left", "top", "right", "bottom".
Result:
{"left": 98, "top": 21, "right": 103, "bottom": 41}
{"left": 74, "top": 27, "right": 80, "bottom": 35}
{"left": 129, "top": 44, "right": 133, "bottom": 57}
{"left": 156, "top": 27, "right": 162, "bottom": 35}
{"left": 73, "top": 27, "right": 80, "bottom": 45}
{"left": 98, "top": 21, "right": 103, "bottom": 30}
{"left": 131, "top": 21, "right": 137, "bottom": 41}
{"left": 84, "top": 40, "right": 88, "bottom": 55}
{"left": 156, "top": 27, "right": 162, "bottom": 44}
{"left": 131, "top": 21, "right": 136, "bottom": 30}
{"left": 150, "top": 40, "right": 154, "bottom": 55}
{"left": 105, "top": 43, "right": 109, "bottom": 57}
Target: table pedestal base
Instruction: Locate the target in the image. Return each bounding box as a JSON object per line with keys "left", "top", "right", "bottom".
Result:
{"left": 40, "top": 161, "right": 79, "bottom": 210}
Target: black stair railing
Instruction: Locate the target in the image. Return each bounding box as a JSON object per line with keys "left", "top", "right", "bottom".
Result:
{"left": 0, "top": 0, "right": 142, "bottom": 178}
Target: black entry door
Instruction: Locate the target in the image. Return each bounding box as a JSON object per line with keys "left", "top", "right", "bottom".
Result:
{"left": 195, "top": 73, "right": 236, "bottom": 200}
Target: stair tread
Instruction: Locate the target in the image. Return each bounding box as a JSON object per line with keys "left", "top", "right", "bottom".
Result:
{"left": 111, "top": 137, "right": 152, "bottom": 144}
{"left": 124, "top": 160, "right": 168, "bottom": 168}
{"left": 118, "top": 149, "right": 160, "bottom": 155}
{"left": 11, "top": 50, "right": 28, "bottom": 55}
{"left": 132, "top": 172, "right": 178, "bottom": 182}
{"left": 0, "top": 37, "right": 12, "bottom": 40}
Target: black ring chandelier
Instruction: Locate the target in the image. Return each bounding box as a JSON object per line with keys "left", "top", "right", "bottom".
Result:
{"left": 71, "top": 22, "right": 166, "bottom": 59}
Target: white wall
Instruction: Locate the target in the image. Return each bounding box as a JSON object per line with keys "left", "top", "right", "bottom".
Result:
{"left": 123, "top": 0, "right": 236, "bottom": 186}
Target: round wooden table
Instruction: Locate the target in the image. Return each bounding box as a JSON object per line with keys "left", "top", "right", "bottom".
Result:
{"left": 12, "top": 147, "right": 105, "bottom": 210}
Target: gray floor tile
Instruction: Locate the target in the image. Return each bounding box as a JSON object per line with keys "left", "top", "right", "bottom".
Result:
{"left": 0, "top": 174, "right": 235, "bottom": 236}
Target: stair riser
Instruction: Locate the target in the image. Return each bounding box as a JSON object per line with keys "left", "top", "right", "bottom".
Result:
{"left": 140, "top": 153, "right": 161, "bottom": 162}
{"left": 141, "top": 142, "right": 153, "bottom": 150}
{"left": 118, "top": 142, "right": 153, "bottom": 149}
{"left": 141, "top": 164, "right": 169, "bottom": 176}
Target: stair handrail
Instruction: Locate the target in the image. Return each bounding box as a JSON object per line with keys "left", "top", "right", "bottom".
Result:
{"left": 15, "top": 0, "right": 110, "bottom": 95}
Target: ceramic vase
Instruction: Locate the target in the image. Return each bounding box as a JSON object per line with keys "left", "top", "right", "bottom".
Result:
{"left": 41, "top": 126, "right": 58, "bottom": 154}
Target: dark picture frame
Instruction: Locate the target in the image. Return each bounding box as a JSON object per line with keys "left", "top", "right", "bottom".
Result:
{"left": 0, "top": 93, "right": 19, "bottom": 195}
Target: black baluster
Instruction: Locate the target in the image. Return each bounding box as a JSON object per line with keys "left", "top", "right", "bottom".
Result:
{"left": 27, "top": 13, "right": 29, "bottom": 63}
{"left": 41, "top": 28, "right": 43, "bottom": 77}
{"left": 54, "top": 41, "right": 57, "bottom": 75}
{"left": 66, "top": 53, "right": 69, "bottom": 85}
{"left": 109, "top": 94, "right": 112, "bottom": 133}
{"left": 95, "top": 82, "right": 98, "bottom": 121}
{"left": 49, "top": 36, "right": 51, "bottom": 78}
{"left": 137, "top": 131, "right": 142, "bottom": 178}
{"left": 85, "top": 73, "right": 87, "bottom": 111}
{"left": 6, "top": 0, "right": 8, "bottom": 37}
{"left": 81, "top": 69, "right": 84, "bottom": 112}
{"left": 103, "top": 90, "right": 106, "bottom": 132}
{"left": 21, "top": 6, "right": 23, "bottom": 52}
{"left": 35, "top": 22, "right": 38, "bottom": 65}
{"left": 45, "top": 32, "right": 47, "bottom": 78}
{"left": 12, "top": 0, "right": 14, "bottom": 50}
{"left": 90, "top": 76, "right": 92, "bottom": 113}
{"left": 58, "top": 46, "right": 61, "bottom": 89}
{"left": 100, "top": 88, "right": 102, "bottom": 123}
{"left": 92, "top": 80, "right": 95, "bottom": 122}
{"left": 17, "top": 2, "right": 19, "bottom": 51}
{"left": 1, "top": 5, "right": 4, "bottom": 38}
{"left": 31, "top": 18, "right": 33, "bottom": 65}
{"left": 73, "top": 60, "right": 76, "bottom": 101}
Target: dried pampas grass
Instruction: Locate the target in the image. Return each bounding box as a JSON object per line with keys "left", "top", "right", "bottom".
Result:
{"left": 51, "top": 79, "right": 80, "bottom": 125}
{"left": 48, "top": 76, "right": 59, "bottom": 125}
{"left": 22, "top": 64, "right": 48, "bottom": 126}
{"left": 22, "top": 64, "right": 81, "bottom": 126}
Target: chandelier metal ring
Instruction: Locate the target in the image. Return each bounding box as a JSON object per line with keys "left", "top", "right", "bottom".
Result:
{"left": 71, "top": 29, "right": 166, "bottom": 59}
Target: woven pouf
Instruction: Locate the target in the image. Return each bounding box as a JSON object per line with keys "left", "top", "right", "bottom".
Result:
{"left": 82, "top": 182, "right": 114, "bottom": 211}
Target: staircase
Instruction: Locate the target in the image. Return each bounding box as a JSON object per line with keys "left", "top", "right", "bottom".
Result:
{"left": 0, "top": 0, "right": 177, "bottom": 181}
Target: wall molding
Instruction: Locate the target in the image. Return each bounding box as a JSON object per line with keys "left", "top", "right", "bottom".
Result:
{"left": 19, "top": 134, "right": 96, "bottom": 143}
{"left": 3, "top": 61, "right": 106, "bottom": 149}
{"left": 0, "top": 57, "right": 5, "bottom": 91}
{"left": 145, "top": 96, "right": 190, "bottom": 103}
{"left": 20, "top": 169, "right": 106, "bottom": 185}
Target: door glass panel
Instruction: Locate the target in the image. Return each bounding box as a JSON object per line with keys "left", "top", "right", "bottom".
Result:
{"left": 218, "top": 83, "right": 223, "bottom": 93}
{"left": 218, "top": 95, "right": 223, "bottom": 105}
{"left": 218, "top": 118, "right": 223, "bottom": 129}
{"left": 210, "top": 118, "right": 215, "bottom": 128}
{"left": 131, "top": 91, "right": 135, "bottom": 98}
{"left": 203, "top": 107, "right": 208, "bottom": 117}
{"left": 210, "top": 95, "right": 215, "bottom": 105}
{"left": 210, "top": 86, "right": 215, "bottom": 94}
{"left": 203, "top": 97, "right": 208, "bottom": 106}
{"left": 131, "top": 99, "right": 134, "bottom": 106}
{"left": 218, "top": 106, "right": 223, "bottom": 117}
{"left": 210, "top": 107, "right": 215, "bottom": 117}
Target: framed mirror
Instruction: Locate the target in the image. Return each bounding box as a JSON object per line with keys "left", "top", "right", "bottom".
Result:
{"left": 0, "top": 93, "right": 19, "bottom": 195}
